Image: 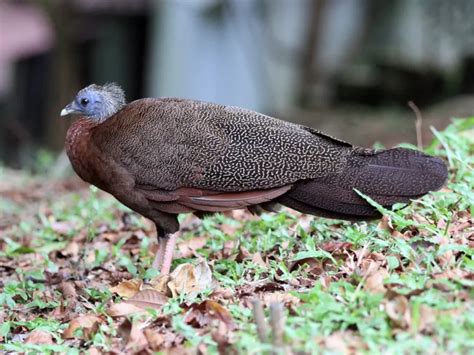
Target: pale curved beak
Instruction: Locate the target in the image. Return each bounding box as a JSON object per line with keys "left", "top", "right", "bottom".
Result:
{"left": 60, "top": 103, "right": 78, "bottom": 117}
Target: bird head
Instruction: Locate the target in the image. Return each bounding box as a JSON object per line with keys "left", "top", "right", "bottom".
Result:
{"left": 60, "top": 83, "right": 126, "bottom": 122}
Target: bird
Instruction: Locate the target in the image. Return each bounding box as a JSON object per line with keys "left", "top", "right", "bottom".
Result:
{"left": 60, "top": 83, "right": 448, "bottom": 275}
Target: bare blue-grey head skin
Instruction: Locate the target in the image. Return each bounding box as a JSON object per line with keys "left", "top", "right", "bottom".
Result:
{"left": 60, "top": 83, "right": 126, "bottom": 122}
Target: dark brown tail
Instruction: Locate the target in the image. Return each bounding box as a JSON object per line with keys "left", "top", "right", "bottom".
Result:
{"left": 278, "top": 148, "right": 448, "bottom": 220}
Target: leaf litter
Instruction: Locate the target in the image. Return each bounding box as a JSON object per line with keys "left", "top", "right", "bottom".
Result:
{"left": 0, "top": 120, "right": 473, "bottom": 353}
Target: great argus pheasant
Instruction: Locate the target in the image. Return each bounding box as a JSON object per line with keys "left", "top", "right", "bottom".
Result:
{"left": 60, "top": 83, "right": 448, "bottom": 275}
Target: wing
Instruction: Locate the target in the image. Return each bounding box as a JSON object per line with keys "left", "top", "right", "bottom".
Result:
{"left": 190, "top": 104, "right": 354, "bottom": 191}
{"left": 90, "top": 98, "right": 353, "bottom": 214}
{"left": 139, "top": 184, "right": 292, "bottom": 214}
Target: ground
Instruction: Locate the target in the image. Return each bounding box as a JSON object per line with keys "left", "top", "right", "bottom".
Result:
{"left": 0, "top": 119, "right": 473, "bottom": 354}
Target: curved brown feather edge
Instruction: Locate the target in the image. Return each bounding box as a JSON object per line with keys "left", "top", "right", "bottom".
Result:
{"left": 140, "top": 185, "right": 292, "bottom": 213}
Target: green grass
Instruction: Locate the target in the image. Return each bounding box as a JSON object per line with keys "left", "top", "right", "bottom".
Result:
{"left": 0, "top": 118, "right": 473, "bottom": 354}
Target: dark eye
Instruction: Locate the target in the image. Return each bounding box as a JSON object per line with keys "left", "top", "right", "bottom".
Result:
{"left": 80, "top": 98, "right": 89, "bottom": 106}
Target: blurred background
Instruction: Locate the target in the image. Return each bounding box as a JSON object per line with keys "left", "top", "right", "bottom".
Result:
{"left": 1, "top": 0, "right": 474, "bottom": 170}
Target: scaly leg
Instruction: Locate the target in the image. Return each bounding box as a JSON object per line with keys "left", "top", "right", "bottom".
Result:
{"left": 152, "top": 232, "right": 179, "bottom": 275}
{"left": 152, "top": 239, "right": 166, "bottom": 270}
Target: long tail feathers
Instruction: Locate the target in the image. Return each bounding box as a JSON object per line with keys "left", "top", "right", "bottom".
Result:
{"left": 279, "top": 147, "right": 448, "bottom": 220}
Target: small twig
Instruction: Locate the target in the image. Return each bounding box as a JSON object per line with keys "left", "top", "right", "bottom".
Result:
{"left": 251, "top": 298, "right": 269, "bottom": 343}
{"left": 356, "top": 242, "right": 369, "bottom": 268}
{"left": 269, "top": 302, "right": 285, "bottom": 348}
{"left": 408, "top": 101, "right": 423, "bottom": 149}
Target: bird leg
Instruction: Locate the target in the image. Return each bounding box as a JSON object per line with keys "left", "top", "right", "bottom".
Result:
{"left": 152, "top": 240, "right": 166, "bottom": 271}
{"left": 152, "top": 232, "right": 179, "bottom": 275}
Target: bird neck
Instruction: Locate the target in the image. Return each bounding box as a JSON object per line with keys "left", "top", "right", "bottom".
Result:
{"left": 65, "top": 118, "right": 101, "bottom": 185}
{"left": 94, "top": 99, "right": 125, "bottom": 122}
{"left": 66, "top": 118, "right": 97, "bottom": 155}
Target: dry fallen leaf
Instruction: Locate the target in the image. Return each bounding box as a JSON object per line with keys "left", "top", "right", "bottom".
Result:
{"left": 150, "top": 274, "right": 171, "bottom": 294}
{"left": 261, "top": 292, "right": 300, "bottom": 307}
{"left": 59, "top": 281, "right": 77, "bottom": 300}
{"left": 222, "top": 240, "right": 236, "bottom": 258}
{"left": 58, "top": 281, "right": 77, "bottom": 314}
{"left": 110, "top": 279, "right": 143, "bottom": 298}
{"left": 319, "top": 275, "right": 332, "bottom": 289}
{"left": 126, "top": 321, "right": 149, "bottom": 352}
{"left": 251, "top": 252, "right": 267, "bottom": 268}
{"left": 86, "top": 250, "right": 97, "bottom": 264}
{"left": 377, "top": 215, "right": 394, "bottom": 232}
{"left": 236, "top": 246, "right": 250, "bottom": 261}
{"left": 144, "top": 329, "right": 165, "bottom": 351}
{"left": 210, "top": 287, "right": 234, "bottom": 300}
{"left": 185, "top": 300, "right": 236, "bottom": 330}
{"left": 289, "top": 257, "right": 324, "bottom": 274}
{"left": 168, "top": 260, "right": 213, "bottom": 297}
{"left": 364, "top": 267, "right": 389, "bottom": 294}
{"left": 62, "top": 241, "right": 80, "bottom": 257}
{"left": 205, "top": 300, "right": 236, "bottom": 330}
{"left": 63, "top": 315, "right": 102, "bottom": 339}
{"left": 126, "top": 289, "right": 168, "bottom": 310}
{"left": 102, "top": 231, "right": 124, "bottom": 243}
{"left": 177, "top": 236, "right": 207, "bottom": 258}
{"left": 384, "top": 295, "right": 410, "bottom": 329}
{"left": 417, "top": 305, "right": 437, "bottom": 333}
{"left": 319, "top": 241, "right": 353, "bottom": 253}
{"left": 221, "top": 223, "right": 239, "bottom": 236}
{"left": 25, "top": 329, "right": 54, "bottom": 345}
{"left": 108, "top": 302, "right": 147, "bottom": 317}
{"left": 433, "top": 268, "right": 468, "bottom": 280}
{"left": 359, "top": 260, "right": 389, "bottom": 294}
{"left": 321, "top": 331, "right": 366, "bottom": 354}
{"left": 436, "top": 235, "right": 456, "bottom": 268}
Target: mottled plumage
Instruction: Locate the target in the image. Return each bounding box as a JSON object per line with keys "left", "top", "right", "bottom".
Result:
{"left": 61, "top": 84, "right": 448, "bottom": 274}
